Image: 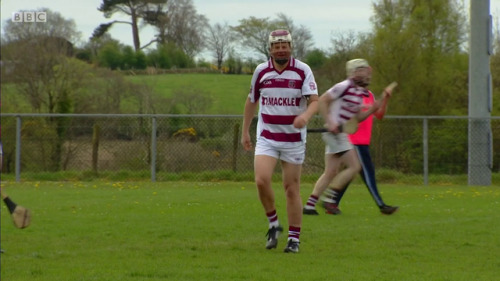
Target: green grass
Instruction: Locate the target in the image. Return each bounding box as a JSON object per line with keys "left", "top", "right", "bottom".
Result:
{"left": 1, "top": 181, "right": 499, "bottom": 280}
{"left": 3, "top": 170, "right": 500, "bottom": 186}
{"left": 1, "top": 73, "right": 252, "bottom": 115}
{"left": 127, "top": 73, "right": 251, "bottom": 114}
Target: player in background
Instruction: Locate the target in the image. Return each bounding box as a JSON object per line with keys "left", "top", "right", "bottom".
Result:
{"left": 302, "top": 59, "right": 382, "bottom": 215}
{"left": 241, "top": 29, "right": 319, "bottom": 253}
{"left": 321, "top": 86, "right": 399, "bottom": 215}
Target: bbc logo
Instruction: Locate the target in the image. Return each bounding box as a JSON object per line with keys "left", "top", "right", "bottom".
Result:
{"left": 12, "top": 12, "right": 47, "bottom": 23}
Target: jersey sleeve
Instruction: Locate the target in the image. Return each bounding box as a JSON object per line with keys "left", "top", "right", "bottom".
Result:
{"left": 248, "top": 71, "right": 259, "bottom": 103}
{"left": 326, "top": 79, "right": 351, "bottom": 100}
{"left": 301, "top": 66, "right": 318, "bottom": 97}
{"left": 326, "top": 84, "right": 341, "bottom": 100}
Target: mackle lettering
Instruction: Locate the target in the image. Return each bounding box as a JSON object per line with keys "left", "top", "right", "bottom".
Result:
{"left": 262, "top": 97, "right": 301, "bottom": 106}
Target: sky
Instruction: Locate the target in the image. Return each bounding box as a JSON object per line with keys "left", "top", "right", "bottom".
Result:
{"left": 2, "top": 0, "right": 500, "bottom": 59}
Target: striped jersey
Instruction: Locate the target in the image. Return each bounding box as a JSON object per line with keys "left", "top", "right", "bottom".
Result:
{"left": 325, "top": 79, "right": 369, "bottom": 126}
{"left": 248, "top": 57, "right": 318, "bottom": 147}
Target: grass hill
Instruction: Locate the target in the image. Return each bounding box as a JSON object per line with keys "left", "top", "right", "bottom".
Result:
{"left": 127, "top": 73, "right": 252, "bottom": 115}
{"left": 1, "top": 73, "right": 253, "bottom": 115}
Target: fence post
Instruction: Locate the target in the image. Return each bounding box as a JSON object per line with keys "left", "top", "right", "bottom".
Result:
{"left": 151, "top": 116, "right": 157, "bottom": 182}
{"left": 423, "top": 118, "right": 428, "bottom": 185}
{"left": 15, "top": 116, "right": 22, "bottom": 182}
{"left": 232, "top": 123, "right": 240, "bottom": 172}
{"left": 468, "top": 0, "right": 492, "bottom": 185}
{"left": 92, "top": 124, "right": 100, "bottom": 174}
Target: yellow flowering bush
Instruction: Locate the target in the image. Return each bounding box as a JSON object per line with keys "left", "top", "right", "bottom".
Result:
{"left": 173, "top": 127, "right": 197, "bottom": 141}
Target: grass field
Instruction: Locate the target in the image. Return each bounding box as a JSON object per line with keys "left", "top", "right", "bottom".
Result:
{"left": 126, "top": 73, "right": 251, "bottom": 115}
{"left": 1, "top": 181, "right": 499, "bottom": 280}
{"left": 1, "top": 73, "right": 252, "bottom": 115}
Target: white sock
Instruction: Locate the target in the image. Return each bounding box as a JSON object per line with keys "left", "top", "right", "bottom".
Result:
{"left": 269, "top": 220, "right": 280, "bottom": 228}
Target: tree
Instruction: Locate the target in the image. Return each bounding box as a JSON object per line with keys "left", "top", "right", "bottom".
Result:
{"left": 489, "top": 14, "right": 500, "bottom": 116}
{"left": 146, "top": 43, "right": 194, "bottom": 69}
{"left": 224, "top": 50, "right": 243, "bottom": 74}
{"left": 135, "top": 50, "right": 148, "bottom": 69}
{"left": 274, "top": 13, "right": 314, "bottom": 60}
{"left": 231, "top": 16, "right": 272, "bottom": 60}
{"left": 2, "top": 9, "right": 80, "bottom": 43}
{"left": 83, "top": 33, "right": 119, "bottom": 63}
{"left": 308, "top": 30, "right": 371, "bottom": 94}
{"left": 206, "top": 22, "right": 233, "bottom": 70}
{"left": 97, "top": 41, "right": 124, "bottom": 69}
{"left": 369, "top": 0, "right": 468, "bottom": 115}
{"left": 93, "top": 0, "right": 167, "bottom": 51}
{"left": 2, "top": 44, "right": 93, "bottom": 170}
{"left": 2, "top": 9, "right": 94, "bottom": 171}
{"left": 90, "top": 35, "right": 147, "bottom": 70}
{"left": 146, "top": 0, "right": 208, "bottom": 57}
{"left": 232, "top": 14, "right": 314, "bottom": 60}
{"left": 305, "top": 48, "right": 327, "bottom": 69}
{"left": 2, "top": 9, "right": 84, "bottom": 113}
{"left": 324, "top": 31, "right": 372, "bottom": 83}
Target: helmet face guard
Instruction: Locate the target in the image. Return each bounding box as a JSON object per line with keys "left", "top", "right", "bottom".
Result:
{"left": 269, "top": 29, "right": 292, "bottom": 48}
{"left": 346, "top": 59, "right": 370, "bottom": 76}
{"left": 346, "top": 58, "right": 372, "bottom": 87}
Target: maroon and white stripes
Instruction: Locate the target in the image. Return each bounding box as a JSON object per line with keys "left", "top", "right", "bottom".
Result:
{"left": 288, "top": 226, "right": 301, "bottom": 241}
{"left": 248, "top": 57, "right": 318, "bottom": 146}
{"left": 326, "top": 79, "right": 369, "bottom": 126}
{"left": 305, "top": 194, "right": 319, "bottom": 209}
{"left": 266, "top": 210, "right": 278, "bottom": 224}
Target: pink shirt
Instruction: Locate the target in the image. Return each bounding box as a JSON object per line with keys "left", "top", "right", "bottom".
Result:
{"left": 348, "top": 91, "right": 375, "bottom": 145}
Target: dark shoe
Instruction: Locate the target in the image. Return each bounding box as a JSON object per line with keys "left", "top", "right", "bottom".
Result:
{"left": 322, "top": 201, "right": 342, "bottom": 215}
{"left": 380, "top": 205, "right": 399, "bottom": 215}
{"left": 265, "top": 225, "right": 283, "bottom": 249}
{"left": 283, "top": 240, "right": 300, "bottom": 253}
{"left": 303, "top": 208, "right": 319, "bottom": 215}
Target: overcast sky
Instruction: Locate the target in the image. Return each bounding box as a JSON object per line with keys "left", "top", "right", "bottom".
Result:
{"left": 2, "top": 0, "right": 500, "bottom": 59}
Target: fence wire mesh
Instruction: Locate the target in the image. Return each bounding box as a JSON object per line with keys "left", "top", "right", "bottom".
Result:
{"left": 0, "top": 114, "right": 498, "bottom": 185}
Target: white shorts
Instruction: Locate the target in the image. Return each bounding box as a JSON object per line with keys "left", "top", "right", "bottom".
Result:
{"left": 255, "top": 139, "right": 305, "bottom": 165}
{"left": 322, "top": 132, "right": 353, "bottom": 155}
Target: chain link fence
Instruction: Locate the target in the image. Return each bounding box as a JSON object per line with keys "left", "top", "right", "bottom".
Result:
{"left": 0, "top": 114, "right": 498, "bottom": 185}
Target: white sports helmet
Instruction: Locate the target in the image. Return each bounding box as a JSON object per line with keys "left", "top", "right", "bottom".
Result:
{"left": 346, "top": 58, "right": 370, "bottom": 76}
{"left": 269, "top": 29, "right": 292, "bottom": 47}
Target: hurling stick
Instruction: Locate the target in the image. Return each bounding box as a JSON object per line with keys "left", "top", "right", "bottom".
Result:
{"left": 386, "top": 81, "right": 398, "bottom": 93}
{"left": 306, "top": 128, "right": 328, "bottom": 133}
{"left": 342, "top": 118, "right": 358, "bottom": 134}
{"left": 12, "top": 205, "right": 31, "bottom": 229}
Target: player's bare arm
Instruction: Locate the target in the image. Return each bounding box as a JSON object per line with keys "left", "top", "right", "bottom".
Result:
{"left": 318, "top": 93, "right": 340, "bottom": 133}
{"left": 293, "top": 95, "right": 319, "bottom": 128}
{"left": 357, "top": 99, "right": 381, "bottom": 122}
{"left": 241, "top": 98, "right": 258, "bottom": 151}
{"left": 374, "top": 81, "right": 397, "bottom": 119}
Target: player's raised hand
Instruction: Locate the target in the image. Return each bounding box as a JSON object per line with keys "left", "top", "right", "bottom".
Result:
{"left": 383, "top": 81, "right": 398, "bottom": 98}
